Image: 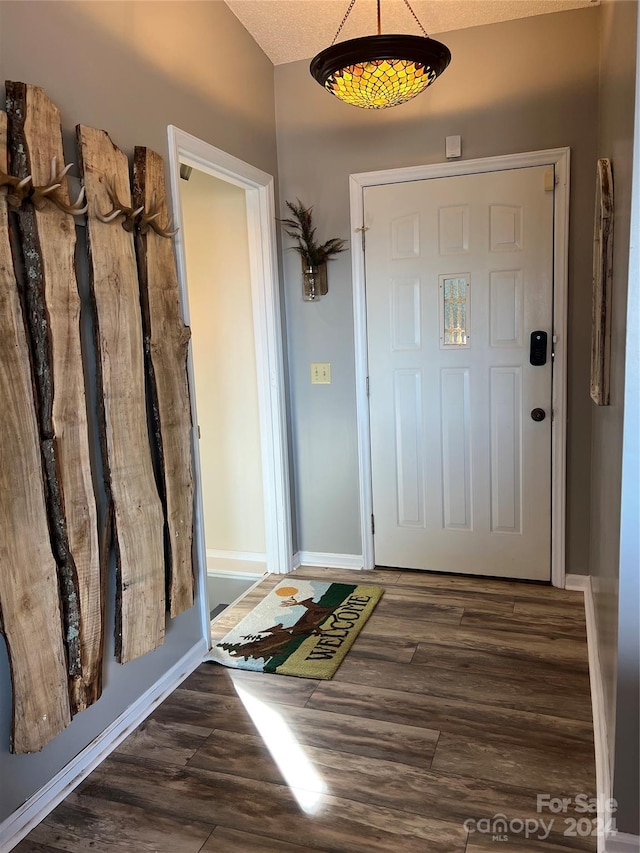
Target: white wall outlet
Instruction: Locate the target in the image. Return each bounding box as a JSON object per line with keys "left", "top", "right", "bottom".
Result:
{"left": 311, "top": 363, "right": 331, "bottom": 384}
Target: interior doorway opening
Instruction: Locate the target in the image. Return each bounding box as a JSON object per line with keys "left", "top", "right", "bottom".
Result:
{"left": 179, "top": 169, "right": 267, "bottom": 618}
{"left": 167, "top": 126, "right": 292, "bottom": 644}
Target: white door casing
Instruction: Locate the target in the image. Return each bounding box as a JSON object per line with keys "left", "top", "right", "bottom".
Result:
{"left": 349, "top": 149, "right": 569, "bottom": 586}
{"left": 167, "top": 126, "right": 293, "bottom": 645}
{"left": 365, "top": 167, "right": 553, "bottom": 580}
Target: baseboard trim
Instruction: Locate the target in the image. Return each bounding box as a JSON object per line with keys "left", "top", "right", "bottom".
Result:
{"left": 207, "top": 569, "right": 266, "bottom": 581}
{"left": 566, "top": 573, "right": 612, "bottom": 853}
{"left": 206, "top": 549, "right": 267, "bottom": 575}
{"left": 564, "top": 573, "right": 590, "bottom": 592}
{"left": 0, "top": 638, "right": 207, "bottom": 853}
{"left": 606, "top": 833, "right": 640, "bottom": 852}
{"left": 292, "top": 551, "right": 364, "bottom": 571}
{"left": 206, "top": 549, "right": 266, "bottom": 563}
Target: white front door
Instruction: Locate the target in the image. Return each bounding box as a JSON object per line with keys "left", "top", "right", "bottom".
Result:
{"left": 365, "top": 166, "right": 554, "bottom": 580}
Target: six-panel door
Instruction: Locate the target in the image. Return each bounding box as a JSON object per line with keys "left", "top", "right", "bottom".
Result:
{"left": 365, "top": 166, "right": 554, "bottom": 580}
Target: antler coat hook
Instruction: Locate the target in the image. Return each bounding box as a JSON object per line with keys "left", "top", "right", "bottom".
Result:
{"left": 95, "top": 177, "right": 178, "bottom": 237}
{"left": 0, "top": 156, "right": 87, "bottom": 216}
{"left": 138, "top": 190, "right": 178, "bottom": 238}
{"left": 95, "top": 176, "right": 143, "bottom": 232}
{"left": 0, "top": 172, "right": 33, "bottom": 208}
{"left": 94, "top": 177, "right": 178, "bottom": 239}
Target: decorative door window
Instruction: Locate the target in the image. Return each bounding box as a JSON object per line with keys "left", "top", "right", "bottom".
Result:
{"left": 440, "top": 274, "right": 470, "bottom": 347}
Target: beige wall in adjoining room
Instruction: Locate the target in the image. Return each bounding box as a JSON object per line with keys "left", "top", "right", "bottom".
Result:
{"left": 180, "top": 169, "right": 267, "bottom": 563}
{"left": 275, "top": 7, "right": 600, "bottom": 565}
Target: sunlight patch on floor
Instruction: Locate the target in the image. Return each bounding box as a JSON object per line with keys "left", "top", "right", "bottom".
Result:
{"left": 233, "top": 680, "right": 327, "bottom": 813}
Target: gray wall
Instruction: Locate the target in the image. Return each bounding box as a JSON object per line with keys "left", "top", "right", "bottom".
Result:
{"left": 0, "top": 0, "right": 277, "bottom": 822}
{"left": 593, "top": 0, "right": 640, "bottom": 835}
{"left": 275, "top": 8, "right": 600, "bottom": 565}
{"left": 0, "top": 1, "right": 277, "bottom": 175}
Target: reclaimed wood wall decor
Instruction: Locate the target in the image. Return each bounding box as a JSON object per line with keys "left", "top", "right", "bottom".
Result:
{"left": 6, "top": 82, "right": 103, "bottom": 713}
{"left": 0, "top": 82, "right": 195, "bottom": 752}
{"left": 590, "top": 158, "right": 614, "bottom": 406}
{"left": 133, "top": 147, "right": 195, "bottom": 617}
{"left": 77, "top": 125, "right": 166, "bottom": 664}
{"left": 0, "top": 111, "right": 72, "bottom": 753}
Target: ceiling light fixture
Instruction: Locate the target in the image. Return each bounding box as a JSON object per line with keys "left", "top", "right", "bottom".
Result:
{"left": 310, "top": 0, "right": 451, "bottom": 110}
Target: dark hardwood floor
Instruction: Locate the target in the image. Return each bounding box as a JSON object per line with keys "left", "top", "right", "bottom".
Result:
{"left": 16, "top": 567, "right": 597, "bottom": 852}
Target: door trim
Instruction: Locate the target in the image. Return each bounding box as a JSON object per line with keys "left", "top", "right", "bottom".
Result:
{"left": 167, "top": 126, "right": 293, "bottom": 645}
{"left": 349, "top": 148, "right": 570, "bottom": 587}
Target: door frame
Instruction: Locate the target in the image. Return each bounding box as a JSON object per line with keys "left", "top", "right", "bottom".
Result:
{"left": 349, "top": 148, "right": 570, "bottom": 588}
{"left": 167, "top": 125, "right": 293, "bottom": 644}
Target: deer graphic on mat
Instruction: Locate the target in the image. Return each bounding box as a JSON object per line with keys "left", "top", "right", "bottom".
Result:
{"left": 217, "top": 593, "right": 334, "bottom": 662}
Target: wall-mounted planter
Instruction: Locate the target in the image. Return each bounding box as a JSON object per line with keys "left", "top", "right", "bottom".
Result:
{"left": 302, "top": 261, "right": 328, "bottom": 301}
{"left": 279, "top": 200, "right": 346, "bottom": 302}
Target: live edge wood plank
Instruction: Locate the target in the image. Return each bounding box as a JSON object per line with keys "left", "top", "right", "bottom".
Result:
{"left": 77, "top": 125, "right": 165, "bottom": 663}
{"left": 132, "top": 147, "right": 194, "bottom": 617}
{"left": 0, "top": 111, "right": 71, "bottom": 752}
{"left": 6, "top": 81, "right": 102, "bottom": 713}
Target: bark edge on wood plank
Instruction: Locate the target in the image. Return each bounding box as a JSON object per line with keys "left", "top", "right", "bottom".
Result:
{"left": 133, "top": 146, "right": 195, "bottom": 618}
{"left": 0, "top": 109, "right": 71, "bottom": 752}
{"left": 5, "top": 81, "right": 103, "bottom": 713}
{"left": 77, "top": 124, "right": 166, "bottom": 664}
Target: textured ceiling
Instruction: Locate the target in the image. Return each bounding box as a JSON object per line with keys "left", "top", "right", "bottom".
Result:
{"left": 225, "top": 0, "right": 598, "bottom": 65}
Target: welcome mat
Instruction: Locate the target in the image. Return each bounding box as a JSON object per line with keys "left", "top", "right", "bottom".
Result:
{"left": 204, "top": 579, "right": 384, "bottom": 679}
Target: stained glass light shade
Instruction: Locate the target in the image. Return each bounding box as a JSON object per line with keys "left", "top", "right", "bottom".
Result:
{"left": 310, "top": 34, "right": 451, "bottom": 109}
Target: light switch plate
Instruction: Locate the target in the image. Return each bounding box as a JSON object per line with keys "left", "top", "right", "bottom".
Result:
{"left": 311, "top": 362, "right": 331, "bottom": 384}
{"left": 445, "top": 135, "right": 461, "bottom": 159}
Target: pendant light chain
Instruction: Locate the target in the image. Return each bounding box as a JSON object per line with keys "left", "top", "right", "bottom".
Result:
{"left": 331, "top": 0, "right": 359, "bottom": 45}
{"left": 332, "top": 0, "right": 428, "bottom": 44}
{"left": 402, "top": 0, "right": 429, "bottom": 37}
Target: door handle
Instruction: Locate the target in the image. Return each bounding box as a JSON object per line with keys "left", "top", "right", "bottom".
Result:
{"left": 531, "top": 408, "right": 546, "bottom": 422}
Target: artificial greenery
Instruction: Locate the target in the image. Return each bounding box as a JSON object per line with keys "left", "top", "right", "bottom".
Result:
{"left": 279, "top": 199, "right": 347, "bottom": 268}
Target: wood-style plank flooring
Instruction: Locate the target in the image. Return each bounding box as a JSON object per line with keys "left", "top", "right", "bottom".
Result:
{"left": 16, "top": 567, "right": 596, "bottom": 853}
